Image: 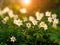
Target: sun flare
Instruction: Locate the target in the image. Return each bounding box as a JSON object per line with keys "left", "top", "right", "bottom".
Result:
{"left": 21, "top": 0, "right": 31, "bottom": 5}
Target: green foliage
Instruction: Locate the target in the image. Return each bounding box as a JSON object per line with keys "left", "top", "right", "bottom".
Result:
{"left": 0, "top": 7, "right": 60, "bottom": 45}
{"left": 0, "top": 18, "right": 60, "bottom": 45}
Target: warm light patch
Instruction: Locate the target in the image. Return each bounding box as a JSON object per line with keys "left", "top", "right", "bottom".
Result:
{"left": 21, "top": 0, "right": 31, "bottom": 5}
{"left": 20, "top": 8, "right": 27, "bottom": 14}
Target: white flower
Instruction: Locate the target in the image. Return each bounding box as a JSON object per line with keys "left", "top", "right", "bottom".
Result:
{"left": 48, "top": 17, "right": 52, "bottom": 23}
{"left": 26, "top": 23, "right": 31, "bottom": 28}
{"left": 29, "top": 16, "right": 38, "bottom": 25}
{"left": 39, "top": 22, "right": 48, "bottom": 30}
{"left": 39, "top": 22, "right": 45, "bottom": 27}
{"left": 5, "top": 16, "right": 9, "bottom": 20}
{"left": 52, "top": 18, "right": 59, "bottom": 29}
{"left": 23, "top": 17, "right": 28, "bottom": 22}
{"left": 2, "top": 7, "right": 10, "bottom": 14}
{"left": 32, "top": 20, "right": 38, "bottom": 25}
{"left": 14, "top": 19, "right": 23, "bottom": 26}
{"left": 29, "top": 16, "right": 35, "bottom": 22}
{"left": 20, "top": 8, "right": 27, "bottom": 14}
{"left": 53, "top": 18, "right": 59, "bottom": 24}
{"left": 36, "top": 16, "right": 41, "bottom": 21}
{"left": 39, "top": 13, "right": 44, "bottom": 19}
{"left": 52, "top": 23, "right": 57, "bottom": 29}
{"left": 13, "top": 15, "right": 18, "bottom": 19}
{"left": 43, "top": 24, "right": 48, "bottom": 30}
{"left": 45, "top": 11, "right": 51, "bottom": 16}
{"left": 2, "top": 20, "right": 7, "bottom": 24}
{"left": 36, "top": 12, "right": 44, "bottom": 21}
{"left": 8, "top": 10, "right": 14, "bottom": 18}
{"left": 14, "top": 19, "right": 17, "bottom": 24}
{"left": 10, "top": 36, "right": 16, "bottom": 42}
{"left": 40, "top": 13, "right": 44, "bottom": 17}
{"left": 2, "top": 16, "right": 9, "bottom": 24}
{"left": 35, "top": 11, "right": 40, "bottom": 17}
{"left": 52, "top": 14, "right": 57, "bottom": 19}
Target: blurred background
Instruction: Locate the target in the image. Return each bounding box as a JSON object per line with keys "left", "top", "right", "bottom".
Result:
{"left": 0, "top": 0, "right": 60, "bottom": 17}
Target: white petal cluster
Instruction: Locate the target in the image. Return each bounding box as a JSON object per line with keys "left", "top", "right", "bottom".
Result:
{"left": 39, "top": 22, "right": 48, "bottom": 30}
{"left": 2, "top": 16, "right": 9, "bottom": 24}
{"left": 48, "top": 17, "right": 52, "bottom": 23}
{"left": 53, "top": 18, "right": 59, "bottom": 24}
{"left": 29, "top": 16, "right": 38, "bottom": 25}
{"left": 8, "top": 10, "right": 14, "bottom": 18}
{"left": 35, "top": 12, "right": 44, "bottom": 21}
{"left": 14, "top": 19, "right": 23, "bottom": 26}
{"left": 0, "top": 7, "right": 59, "bottom": 30}
{"left": 32, "top": 20, "right": 38, "bottom": 25}
{"left": 2, "top": 7, "right": 10, "bottom": 14}
{"left": 51, "top": 14, "right": 59, "bottom": 28}
{"left": 45, "top": 11, "right": 59, "bottom": 29}
{"left": 45, "top": 11, "right": 51, "bottom": 16}
{"left": 29, "top": 16, "right": 35, "bottom": 22}
{"left": 52, "top": 14, "right": 57, "bottom": 19}
{"left": 26, "top": 23, "right": 31, "bottom": 28}
{"left": 10, "top": 36, "right": 16, "bottom": 42}
{"left": 20, "top": 8, "right": 27, "bottom": 14}
{"left": 52, "top": 18, "right": 59, "bottom": 28}
{"left": 13, "top": 15, "right": 18, "bottom": 19}
{"left": 23, "top": 17, "right": 28, "bottom": 22}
